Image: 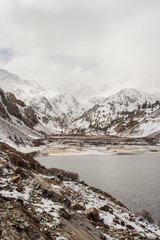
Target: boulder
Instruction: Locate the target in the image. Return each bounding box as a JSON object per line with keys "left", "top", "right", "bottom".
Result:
{"left": 17, "top": 196, "right": 25, "bottom": 203}
{"left": 113, "top": 216, "right": 120, "bottom": 224}
{"left": 11, "top": 175, "right": 20, "bottom": 183}
{"left": 42, "top": 187, "right": 62, "bottom": 202}
{"left": 126, "top": 224, "right": 135, "bottom": 230}
{"left": 16, "top": 186, "right": 24, "bottom": 192}
{"left": 71, "top": 201, "right": 86, "bottom": 211}
{"left": 85, "top": 208, "right": 99, "bottom": 220}
{"left": 13, "top": 166, "right": 22, "bottom": 174}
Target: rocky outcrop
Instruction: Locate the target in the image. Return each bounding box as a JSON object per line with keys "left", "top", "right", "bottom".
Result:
{"left": 0, "top": 88, "right": 39, "bottom": 129}
{"left": 24, "top": 106, "right": 39, "bottom": 128}
{"left": 0, "top": 143, "right": 160, "bottom": 240}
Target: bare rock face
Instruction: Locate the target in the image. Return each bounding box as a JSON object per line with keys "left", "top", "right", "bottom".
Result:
{"left": 0, "top": 197, "right": 47, "bottom": 240}
{"left": 0, "top": 101, "right": 9, "bottom": 119}
{"left": 6, "top": 92, "right": 26, "bottom": 107}
{"left": 30, "top": 176, "right": 63, "bottom": 203}
{"left": 0, "top": 88, "right": 39, "bottom": 129}
{"left": 24, "top": 106, "right": 39, "bottom": 128}
{"left": 61, "top": 214, "right": 105, "bottom": 240}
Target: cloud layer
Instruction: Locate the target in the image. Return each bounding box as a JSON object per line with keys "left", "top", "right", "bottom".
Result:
{"left": 0, "top": 0, "right": 160, "bottom": 96}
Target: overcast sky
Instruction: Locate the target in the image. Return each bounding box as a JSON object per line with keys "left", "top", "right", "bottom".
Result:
{"left": 0, "top": 0, "right": 160, "bottom": 97}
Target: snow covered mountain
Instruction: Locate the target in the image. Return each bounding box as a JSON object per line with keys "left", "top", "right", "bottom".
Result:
{"left": 153, "top": 92, "right": 160, "bottom": 98}
{"left": 0, "top": 69, "right": 84, "bottom": 126}
{"left": 0, "top": 88, "right": 42, "bottom": 147}
{"left": 0, "top": 87, "right": 61, "bottom": 147}
{"left": 0, "top": 69, "right": 44, "bottom": 102}
{"left": 28, "top": 90, "right": 85, "bottom": 125}
{"left": 1, "top": 69, "right": 160, "bottom": 138}
{"left": 73, "top": 88, "right": 160, "bottom": 137}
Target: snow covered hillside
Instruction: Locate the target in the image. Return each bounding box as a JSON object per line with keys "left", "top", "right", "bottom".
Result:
{"left": 28, "top": 91, "right": 84, "bottom": 125}
{"left": 1, "top": 143, "right": 160, "bottom": 239}
{"left": 0, "top": 87, "right": 42, "bottom": 147}
{"left": 72, "top": 89, "right": 160, "bottom": 137}
{"left": 0, "top": 88, "right": 61, "bottom": 147}
{"left": 154, "top": 92, "right": 160, "bottom": 98}
{"left": 0, "top": 69, "right": 44, "bottom": 102}
{"left": 1, "top": 69, "right": 160, "bottom": 138}
{"left": 0, "top": 69, "right": 84, "bottom": 125}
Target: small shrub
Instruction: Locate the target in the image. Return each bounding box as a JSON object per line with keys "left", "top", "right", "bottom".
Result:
{"left": 134, "top": 210, "right": 154, "bottom": 224}
{"left": 44, "top": 167, "right": 79, "bottom": 181}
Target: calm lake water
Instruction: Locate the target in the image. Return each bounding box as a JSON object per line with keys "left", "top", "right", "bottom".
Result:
{"left": 35, "top": 153, "right": 160, "bottom": 222}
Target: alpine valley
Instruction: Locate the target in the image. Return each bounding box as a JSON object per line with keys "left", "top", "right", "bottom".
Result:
{"left": 1, "top": 69, "right": 160, "bottom": 144}
{"left": 1, "top": 69, "right": 160, "bottom": 239}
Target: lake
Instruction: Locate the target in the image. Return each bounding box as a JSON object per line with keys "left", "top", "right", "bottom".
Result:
{"left": 35, "top": 152, "right": 160, "bottom": 222}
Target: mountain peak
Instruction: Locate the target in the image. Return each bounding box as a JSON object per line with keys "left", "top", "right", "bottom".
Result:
{"left": 0, "top": 69, "right": 44, "bottom": 102}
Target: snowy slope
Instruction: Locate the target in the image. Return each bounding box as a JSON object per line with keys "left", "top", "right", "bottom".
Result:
{"left": 1, "top": 69, "right": 160, "bottom": 138}
{"left": 126, "top": 107, "right": 160, "bottom": 137}
{"left": 73, "top": 88, "right": 160, "bottom": 137}
{"left": 0, "top": 69, "right": 84, "bottom": 125}
{"left": 106, "top": 88, "right": 159, "bottom": 111}
{"left": 42, "top": 91, "right": 84, "bottom": 121}
{"left": 0, "top": 69, "right": 44, "bottom": 102}
{"left": 27, "top": 91, "right": 84, "bottom": 125}
{"left": 153, "top": 92, "right": 160, "bottom": 98}
{"left": 0, "top": 88, "right": 42, "bottom": 147}
{"left": 0, "top": 87, "right": 63, "bottom": 147}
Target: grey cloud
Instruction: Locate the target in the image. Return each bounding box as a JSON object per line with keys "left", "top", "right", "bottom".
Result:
{"left": 51, "top": 55, "right": 99, "bottom": 71}
{"left": 0, "top": 0, "right": 160, "bottom": 95}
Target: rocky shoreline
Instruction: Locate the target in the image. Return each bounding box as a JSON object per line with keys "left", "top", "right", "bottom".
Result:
{"left": 0, "top": 142, "right": 160, "bottom": 240}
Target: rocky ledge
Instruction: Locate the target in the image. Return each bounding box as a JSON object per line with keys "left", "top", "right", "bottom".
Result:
{"left": 0, "top": 142, "right": 160, "bottom": 240}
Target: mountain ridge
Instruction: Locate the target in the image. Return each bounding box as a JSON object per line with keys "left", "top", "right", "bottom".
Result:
{"left": 1, "top": 69, "right": 160, "bottom": 139}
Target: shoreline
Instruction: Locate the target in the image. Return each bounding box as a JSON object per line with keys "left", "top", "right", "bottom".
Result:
{"left": 19, "top": 143, "right": 160, "bottom": 156}
{"left": 16, "top": 134, "right": 160, "bottom": 156}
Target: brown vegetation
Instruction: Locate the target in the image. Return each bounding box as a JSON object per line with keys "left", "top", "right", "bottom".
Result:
{"left": 44, "top": 167, "right": 79, "bottom": 181}
{"left": 134, "top": 210, "right": 154, "bottom": 224}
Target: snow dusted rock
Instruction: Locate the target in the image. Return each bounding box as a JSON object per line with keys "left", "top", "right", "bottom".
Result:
{"left": 0, "top": 88, "right": 44, "bottom": 147}
{"left": 100, "top": 204, "right": 113, "bottom": 214}
{"left": 0, "top": 87, "right": 62, "bottom": 147}
{"left": 13, "top": 166, "right": 22, "bottom": 174}
{"left": 0, "top": 143, "right": 160, "bottom": 239}
{"left": 85, "top": 207, "right": 99, "bottom": 220}
{"left": 10, "top": 175, "right": 20, "bottom": 183}
{"left": 71, "top": 200, "right": 86, "bottom": 211}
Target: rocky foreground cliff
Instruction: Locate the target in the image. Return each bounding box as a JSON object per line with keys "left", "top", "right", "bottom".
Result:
{"left": 0, "top": 142, "right": 160, "bottom": 240}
